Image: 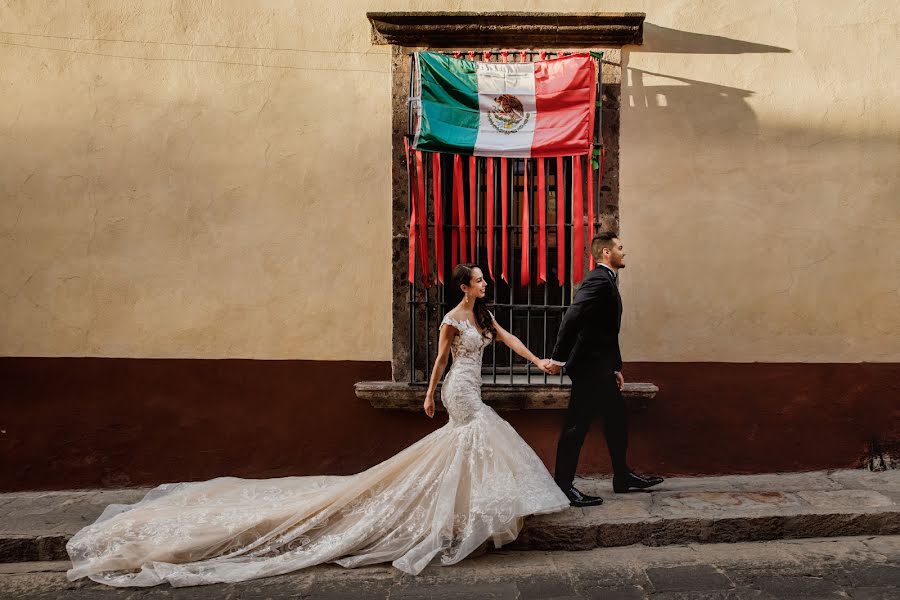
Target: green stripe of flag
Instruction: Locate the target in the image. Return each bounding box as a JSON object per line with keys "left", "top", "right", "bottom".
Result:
{"left": 415, "top": 52, "right": 479, "bottom": 154}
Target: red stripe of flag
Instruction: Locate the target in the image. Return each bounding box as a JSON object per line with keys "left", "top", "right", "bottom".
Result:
{"left": 531, "top": 55, "right": 596, "bottom": 158}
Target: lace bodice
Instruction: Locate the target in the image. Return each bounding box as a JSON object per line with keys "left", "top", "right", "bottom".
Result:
{"left": 439, "top": 313, "right": 493, "bottom": 425}
{"left": 440, "top": 315, "right": 493, "bottom": 361}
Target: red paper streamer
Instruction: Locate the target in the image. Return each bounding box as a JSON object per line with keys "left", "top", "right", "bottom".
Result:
{"left": 404, "top": 139, "right": 416, "bottom": 284}
{"left": 587, "top": 53, "right": 599, "bottom": 273}
{"left": 486, "top": 158, "right": 495, "bottom": 281}
{"left": 521, "top": 159, "right": 531, "bottom": 286}
{"left": 556, "top": 156, "right": 566, "bottom": 286}
{"left": 432, "top": 153, "right": 444, "bottom": 284}
{"left": 469, "top": 156, "right": 477, "bottom": 263}
{"left": 415, "top": 150, "right": 429, "bottom": 285}
{"left": 572, "top": 155, "right": 585, "bottom": 285}
{"left": 537, "top": 159, "right": 547, "bottom": 284}
{"left": 500, "top": 157, "right": 509, "bottom": 282}
{"left": 453, "top": 154, "right": 466, "bottom": 264}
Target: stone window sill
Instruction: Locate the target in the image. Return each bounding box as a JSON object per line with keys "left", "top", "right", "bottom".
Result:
{"left": 355, "top": 381, "right": 658, "bottom": 412}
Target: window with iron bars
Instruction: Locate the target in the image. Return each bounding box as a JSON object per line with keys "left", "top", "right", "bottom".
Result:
{"left": 405, "top": 49, "right": 604, "bottom": 386}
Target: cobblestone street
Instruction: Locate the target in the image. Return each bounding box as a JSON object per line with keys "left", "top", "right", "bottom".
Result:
{"left": 2, "top": 535, "right": 898, "bottom": 599}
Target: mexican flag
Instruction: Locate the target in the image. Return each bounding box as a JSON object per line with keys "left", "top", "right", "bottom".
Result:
{"left": 412, "top": 51, "right": 597, "bottom": 158}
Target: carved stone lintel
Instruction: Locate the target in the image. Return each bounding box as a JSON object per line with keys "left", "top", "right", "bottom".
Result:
{"left": 355, "top": 381, "right": 658, "bottom": 412}
{"left": 368, "top": 12, "right": 645, "bottom": 48}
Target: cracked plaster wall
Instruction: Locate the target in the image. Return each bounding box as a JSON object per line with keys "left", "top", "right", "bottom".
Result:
{"left": 0, "top": 1, "right": 897, "bottom": 362}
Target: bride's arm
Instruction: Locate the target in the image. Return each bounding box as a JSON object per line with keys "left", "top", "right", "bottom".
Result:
{"left": 492, "top": 321, "right": 549, "bottom": 372}
{"left": 424, "top": 325, "right": 456, "bottom": 418}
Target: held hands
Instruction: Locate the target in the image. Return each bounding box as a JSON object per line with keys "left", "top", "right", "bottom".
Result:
{"left": 535, "top": 358, "right": 561, "bottom": 375}
{"left": 615, "top": 371, "right": 625, "bottom": 391}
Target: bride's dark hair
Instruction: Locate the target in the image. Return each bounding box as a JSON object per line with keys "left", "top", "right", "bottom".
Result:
{"left": 450, "top": 263, "right": 496, "bottom": 340}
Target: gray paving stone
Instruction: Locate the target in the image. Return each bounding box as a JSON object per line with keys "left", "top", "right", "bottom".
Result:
{"left": 389, "top": 581, "right": 519, "bottom": 599}
{"left": 645, "top": 564, "right": 734, "bottom": 592}
{"left": 796, "top": 489, "right": 896, "bottom": 510}
{"left": 843, "top": 563, "right": 900, "bottom": 588}
{"left": 0, "top": 489, "right": 149, "bottom": 536}
{"left": 1, "top": 537, "right": 900, "bottom": 599}
{"left": 577, "top": 585, "right": 647, "bottom": 599}
{"left": 733, "top": 472, "right": 846, "bottom": 493}
{"left": 514, "top": 573, "right": 578, "bottom": 598}
{"left": 651, "top": 491, "right": 804, "bottom": 517}
{"left": 743, "top": 574, "right": 845, "bottom": 598}
{"left": 828, "top": 470, "right": 900, "bottom": 493}
{"left": 571, "top": 567, "right": 650, "bottom": 593}
{"left": 650, "top": 592, "right": 770, "bottom": 600}
{"left": 861, "top": 535, "right": 900, "bottom": 561}
{"left": 847, "top": 587, "right": 900, "bottom": 600}
{"left": 777, "top": 536, "right": 888, "bottom": 565}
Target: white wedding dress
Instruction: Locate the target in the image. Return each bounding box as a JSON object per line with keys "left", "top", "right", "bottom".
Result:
{"left": 66, "top": 314, "right": 570, "bottom": 587}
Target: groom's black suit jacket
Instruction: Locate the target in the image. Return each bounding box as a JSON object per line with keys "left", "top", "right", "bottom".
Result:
{"left": 551, "top": 265, "right": 622, "bottom": 377}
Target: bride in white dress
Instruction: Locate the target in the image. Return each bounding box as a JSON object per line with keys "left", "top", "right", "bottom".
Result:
{"left": 67, "top": 264, "right": 570, "bottom": 587}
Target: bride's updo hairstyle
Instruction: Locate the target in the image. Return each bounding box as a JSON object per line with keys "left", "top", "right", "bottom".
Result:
{"left": 450, "top": 263, "right": 496, "bottom": 340}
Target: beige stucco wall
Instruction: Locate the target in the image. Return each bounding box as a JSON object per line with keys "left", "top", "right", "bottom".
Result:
{"left": 0, "top": 0, "right": 394, "bottom": 359}
{"left": 619, "top": 1, "right": 900, "bottom": 362}
{"left": 1, "top": 1, "right": 897, "bottom": 361}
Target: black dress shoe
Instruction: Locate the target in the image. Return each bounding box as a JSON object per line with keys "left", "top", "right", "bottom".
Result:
{"left": 612, "top": 471, "right": 664, "bottom": 493}
{"left": 562, "top": 486, "right": 604, "bottom": 507}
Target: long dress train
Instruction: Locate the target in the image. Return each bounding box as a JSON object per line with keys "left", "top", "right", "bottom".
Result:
{"left": 66, "top": 314, "right": 569, "bottom": 586}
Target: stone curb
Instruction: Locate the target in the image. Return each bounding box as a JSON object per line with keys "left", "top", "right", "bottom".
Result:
{"left": 0, "top": 535, "right": 69, "bottom": 563}
{"left": 513, "top": 508, "right": 900, "bottom": 551}
{"left": 2, "top": 507, "right": 898, "bottom": 564}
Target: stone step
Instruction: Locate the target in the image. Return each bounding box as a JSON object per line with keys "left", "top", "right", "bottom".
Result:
{"left": 516, "top": 469, "right": 900, "bottom": 550}
{"left": 1, "top": 470, "right": 897, "bottom": 563}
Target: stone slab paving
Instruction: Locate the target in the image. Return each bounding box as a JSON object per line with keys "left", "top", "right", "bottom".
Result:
{"left": 0, "top": 535, "right": 897, "bottom": 598}
{"left": 1, "top": 470, "right": 898, "bottom": 562}
{"left": 514, "top": 469, "right": 900, "bottom": 551}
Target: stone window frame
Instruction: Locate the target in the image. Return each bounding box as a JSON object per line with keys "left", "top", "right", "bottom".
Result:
{"left": 357, "top": 12, "right": 657, "bottom": 411}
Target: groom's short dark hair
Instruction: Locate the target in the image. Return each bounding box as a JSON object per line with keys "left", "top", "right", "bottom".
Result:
{"left": 591, "top": 232, "right": 619, "bottom": 258}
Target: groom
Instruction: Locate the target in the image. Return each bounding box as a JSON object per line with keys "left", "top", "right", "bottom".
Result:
{"left": 546, "top": 233, "right": 664, "bottom": 507}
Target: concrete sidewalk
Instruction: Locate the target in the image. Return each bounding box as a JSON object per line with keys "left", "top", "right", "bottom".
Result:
{"left": 1, "top": 469, "right": 898, "bottom": 564}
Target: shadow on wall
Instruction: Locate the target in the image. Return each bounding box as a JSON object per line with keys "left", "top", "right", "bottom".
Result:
{"left": 594, "top": 25, "right": 786, "bottom": 233}
{"left": 617, "top": 24, "right": 899, "bottom": 342}
{"left": 622, "top": 22, "right": 791, "bottom": 178}
{"left": 640, "top": 23, "right": 791, "bottom": 54}
{"left": 598, "top": 27, "right": 899, "bottom": 474}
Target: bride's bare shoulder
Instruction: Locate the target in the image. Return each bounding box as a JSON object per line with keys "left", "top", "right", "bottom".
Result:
{"left": 440, "top": 310, "right": 470, "bottom": 333}
{"left": 444, "top": 308, "right": 463, "bottom": 321}
{"left": 443, "top": 308, "right": 475, "bottom": 324}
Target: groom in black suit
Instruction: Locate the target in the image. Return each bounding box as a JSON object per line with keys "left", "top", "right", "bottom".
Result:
{"left": 547, "top": 233, "right": 664, "bottom": 507}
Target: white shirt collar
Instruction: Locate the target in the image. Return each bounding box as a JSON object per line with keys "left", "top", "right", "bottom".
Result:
{"left": 596, "top": 263, "right": 617, "bottom": 278}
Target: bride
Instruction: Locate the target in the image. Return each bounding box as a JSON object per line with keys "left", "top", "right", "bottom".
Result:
{"left": 66, "top": 264, "right": 570, "bottom": 587}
